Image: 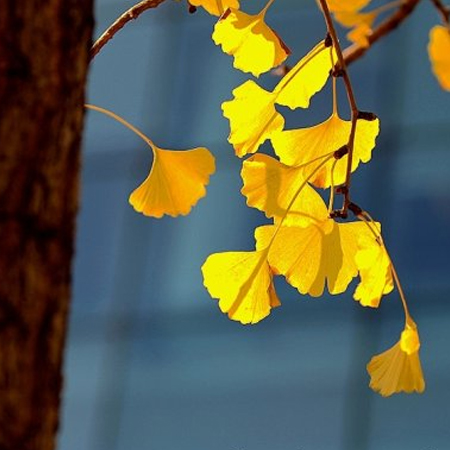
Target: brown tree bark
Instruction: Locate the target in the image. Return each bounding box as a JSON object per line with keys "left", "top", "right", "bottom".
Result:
{"left": 0, "top": 1, "right": 93, "bottom": 449}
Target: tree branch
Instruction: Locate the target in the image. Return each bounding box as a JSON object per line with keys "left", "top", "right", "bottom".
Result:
{"left": 318, "top": 0, "right": 360, "bottom": 217}
{"left": 430, "top": 0, "right": 450, "bottom": 24}
{"left": 91, "top": 0, "right": 167, "bottom": 60}
{"left": 343, "top": 0, "right": 422, "bottom": 66}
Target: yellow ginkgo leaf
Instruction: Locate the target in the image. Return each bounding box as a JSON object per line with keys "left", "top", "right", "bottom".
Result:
{"left": 428, "top": 25, "right": 450, "bottom": 91}
{"left": 212, "top": 7, "right": 290, "bottom": 77}
{"left": 271, "top": 112, "right": 380, "bottom": 188}
{"left": 189, "top": 0, "right": 239, "bottom": 16}
{"left": 334, "top": 10, "right": 375, "bottom": 27}
{"left": 241, "top": 153, "right": 328, "bottom": 227}
{"left": 353, "top": 230, "right": 394, "bottom": 308}
{"left": 222, "top": 80, "right": 284, "bottom": 157}
{"left": 255, "top": 219, "right": 371, "bottom": 297}
{"left": 129, "top": 146, "right": 215, "bottom": 217}
{"left": 201, "top": 249, "right": 280, "bottom": 324}
{"left": 327, "top": 0, "right": 371, "bottom": 13}
{"left": 347, "top": 22, "right": 373, "bottom": 47}
{"left": 367, "top": 322, "right": 425, "bottom": 397}
{"left": 273, "top": 41, "right": 335, "bottom": 109}
{"left": 334, "top": 11, "right": 376, "bottom": 47}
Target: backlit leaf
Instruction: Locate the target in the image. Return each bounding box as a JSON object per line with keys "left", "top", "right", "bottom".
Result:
{"left": 129, "top": 146, "right": 215, "bottom": 217}
{"left": 213, "top": 7, "right": 290, "bottom": 76}
{"left": 202, "top": 249, "right": 280, "bottom": 324}
{"left": 255, "top": 219, "right": 371, "bottom": 297}
{"left": 271, "top": 113, "right": 380, "bottom": 188}
{"left": 273, "top": 41, "right": 335, "bottom": 109}
{"left": 222, "top": 80, "right": 284, "bottom": 157}
{"left": 367, "top": 322, "right": 425, "bottom": 396}
{"left": 353, "top": 227, "right": 394, "bottom": 308}
{"left": 241, "top": 153, "right": 328, "bottom": 227}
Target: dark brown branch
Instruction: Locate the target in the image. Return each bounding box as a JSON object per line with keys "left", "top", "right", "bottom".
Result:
{"left": 430, "top": 0, "right": 450, "bottom": 24}
{"left": 343, "top": 0, "right": 422, "bottom": 66}
{"left": 319, "top": 0, "right": 359, "bottom": 217}
{"left": 91, "top": 0, "right": 167, "bottom": 60}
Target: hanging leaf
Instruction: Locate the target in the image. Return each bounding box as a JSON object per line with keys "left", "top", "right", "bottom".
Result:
{"left": 255, "top": 218, "right": 372, "bottom": 297}
{"left": 273, "top": 41, "right": 335, "bottom": 109}
{"left": 202, "top": 249, "right": 280, "bottom": 324}
{"left": 129, "top": 146, "right": 215, "bottom": 217}
{"left": 353, "top": 226, "right": 394, "bottom": 307}
{"left": 271, "top": 113, "right": 380, "bottom": 188}
{"left": 222, "top": 80, "right": 284, "bottom": 157}
{"left": 213, "top": 7, "right": 290, "bottom": 76}
{"left": 367, "top": 321, "right": 425, "bottom": 396}
{"left": 241, "top": 153, "right": 328, "bottom": 227}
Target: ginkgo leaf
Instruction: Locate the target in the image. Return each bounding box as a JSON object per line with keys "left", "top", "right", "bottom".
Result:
{"left": 129, "top": 146, "right": 215, "bottom": 217}
{"left": 189, "top": 0, "right": 239, "bottom": 16}
{"left": 334, "top": 10, "right": 375, "bottom": 27}
{"left": 241, "top": 153, "right": 328, "bottom": 227}
{"left": 353, "top": 230, "right": 394, "bottom": 308}
{"left": 347, "top": 23, "right": 373, "bottom": 47}
{"left": 428, "top": 25, "right": 450, "bottom": 91}
{"left": 212, "top": 7, "right": 290, "bottom": 77}
{"left": 222, "top": 80, "right": 284, "bottom": 157}
{"left": 327, "top": 0, "right": 371, "bottom": 13}
{"left": 367, "top": 322, "right": 425, "bottom": 397}
{"left": 334, "top": 11, "right": 376, "bottom": 47}
{"left": 271, "top": 113, "right": 380, "bottom": 188}
{"left": 201, "top": 249, "right": 280, "bottom": 324}
{"left": 273, "top": 41, "right": 335, "bottom": 109}
{"left": 255, "top": 219, "right": 371, "bottom": 297}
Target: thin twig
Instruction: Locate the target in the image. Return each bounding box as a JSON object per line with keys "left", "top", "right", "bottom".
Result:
{"left": 91, "top": 0, "right": 167, "bottom": 60}
{"left": 430, "top": 0, "right": 450, "bottom": 24}
{"left": 343, "top": 0, "right": 422, "bottom": 66}
{"left": 318, "top": 0, "right": 359, "bottom": 217}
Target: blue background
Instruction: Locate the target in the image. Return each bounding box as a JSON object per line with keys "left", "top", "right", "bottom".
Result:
{"left": 60, "top": 1, "right": 450, "bottom": 449}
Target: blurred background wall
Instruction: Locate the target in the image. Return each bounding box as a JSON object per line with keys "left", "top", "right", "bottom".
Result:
{"left": 59, "top": 1, "right": 450, "bottom": 449}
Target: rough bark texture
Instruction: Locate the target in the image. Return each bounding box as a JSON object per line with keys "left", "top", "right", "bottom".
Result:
{"left": 0, "top": 1, "right": 93, "bottom": 449}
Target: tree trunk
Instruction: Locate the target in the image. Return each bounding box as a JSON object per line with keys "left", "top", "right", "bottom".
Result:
{"left": 0, "top": 1, "right": 93, "bottom": 449}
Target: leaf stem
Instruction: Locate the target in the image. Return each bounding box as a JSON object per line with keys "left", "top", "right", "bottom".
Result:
{"left": 318, "top": 0, "right": 359, "bottom": 216}
{"left": 85, "top": 103, "right": 156, "bottom": 149}
{"left": 260, "top": 0, "right": 277, "bottom": 16}
{"left": 328, "top": 159, "right": 338, "bottom": 213}
{"left": 331, "top": 52, "right": 338, "bottom": 115}
{"left": 90, "top": 0, "right": 167, "bottom": 60}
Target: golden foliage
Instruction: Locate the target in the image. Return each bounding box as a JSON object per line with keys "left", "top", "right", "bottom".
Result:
{"left": 222, "top": 80, "right": 284, "bottom": 157}
{"left": 202, "top": 249, "right": 280, "bottom": 324}
{"left": 367, "top": 322, "right": 425, "bottom": 396}
{"left": 255, "top": 219, "right": 371, "bottom": 297}
{"left": 429, "top": 25, "right": 450, "bottom": 91}
{"left": 213, "top": 7, "right": 290, "bottom": 76}
{"left": 271, "top": 113, "right": 380, "bottom": 188}
{"left": 129, "top": 146, "right": 215, "bottom": 217}
{"left": 241, "top": 154, "right": 329, "bottom": 227}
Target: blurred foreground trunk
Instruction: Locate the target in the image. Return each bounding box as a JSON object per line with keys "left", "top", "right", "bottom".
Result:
{"left": 0, "top": 1, "right": 93, "bottom": 449}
